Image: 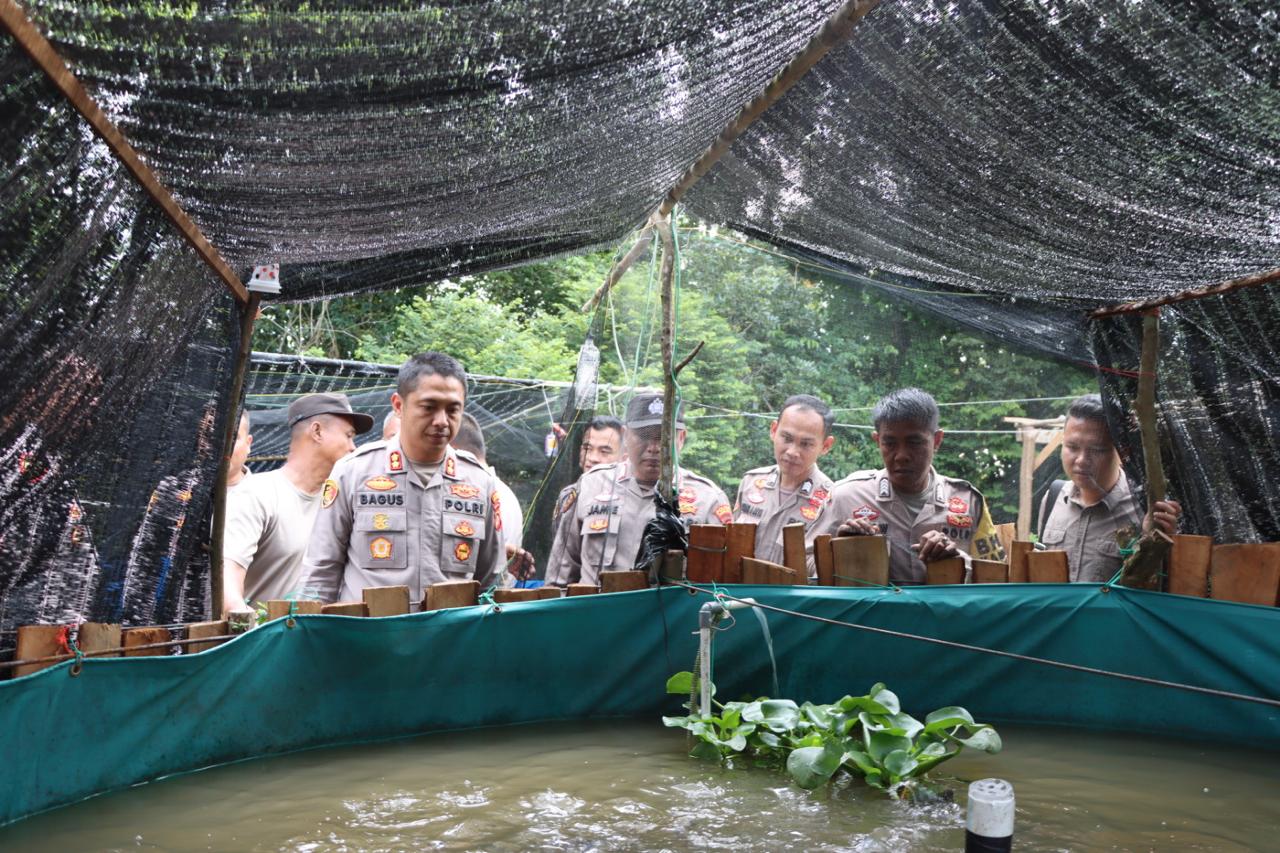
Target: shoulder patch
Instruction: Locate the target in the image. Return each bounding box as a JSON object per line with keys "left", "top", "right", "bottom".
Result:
{"left": 491, "top": 490, "right": 503, "bottom": 531}
{"left": 559, "top": 487, "right": 577, "bottom": 516}
{"left": 321, "top": 479, "right": 339, "bottom": 508}
{"left": 714, "top": 503, "right": 733, "bottom": 524}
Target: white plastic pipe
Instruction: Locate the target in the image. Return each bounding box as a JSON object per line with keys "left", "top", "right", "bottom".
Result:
{"left": 965, "top": 778, "right": 1014, "bottom": 852}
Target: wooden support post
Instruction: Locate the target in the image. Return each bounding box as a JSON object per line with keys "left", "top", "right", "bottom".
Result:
{"left": 741, "top": 557, "right": 795, "bottom": 585}
{"left": 567, "top": 583, "right": 601, "bottom": 596}
{"left": 970, "top": 560, "right": 1008, "bottom": 583}
{"left": 363, "top": 585, "right": 411, "bottom": 617}
{"left": 724, "top": 523, "right": 756, "bottom": 584}
{"left": 601, "top": 570, "right": 649, "bottom": 593}
{"left": 1167, "top": 534, "right": 1213, "bottom": 598}
{"left": 493, "top": 588, "right": 541, "bottom": 604}
{"left": 1026, "top": 551, "right": 1070, "bottom": 583}
{"left": 995, "top": 523, "right": 1015, "bottom": 561}
{"left": 186, "top": 620, "right": 229, "bottom": 653}
{"left": 424, "top": 581, "right": 479, "bottom": 611}
{"left": 13, "top": 626, "right": 64, "bottom": 677}
{"left": 782, "top": 523, "right": 807, "bottom": 578}
{"left": 320, "top": 602, "right": 369, "bottom": 617}
{"left": 122, "top": 626, "right": 172, "bottom": 657}
{"left": 656, "top": 214, "right": 677, "bottom": 503}
{"left": 210, "top": 292, "right": 262, "bottom": 619}
{"left": 687, "top": 524, "right": 727, "bottom": 583}
{"left": 266, "top": 599, "right": 323, "bottom": 621}
{"left": 925, "top": 557, "right": 966, "bottom": 585}
{"left": 78, "top": 623, "right": 122, "bottom": 657}
{"left": 581, "top": 226, "right": 656, "bottom": 313}
{"left": 535, "top": 586, "right": 563, "bottom": 600}
{"left": 1209, "top": 543, "right": 1280, "bottom": 606}
{"left": 1016, "top": 427, "right": 1036, "bottom": 541}
{"left": 830, "top": 536, "right": 890, "bottom": 587}
{"left": 814, "top": 534, "right": 835, "bottom": 586}
{"left": 1008, "top": 541, "right": 1033, "bottom": 583}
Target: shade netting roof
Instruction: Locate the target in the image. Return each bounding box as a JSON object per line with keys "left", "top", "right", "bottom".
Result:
{"left": 1, "top": 0, "right": 1277, "bottom": 633}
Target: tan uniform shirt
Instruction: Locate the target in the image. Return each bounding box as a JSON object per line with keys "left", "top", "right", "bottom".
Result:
{"left": 825, "top": 468, "right": 1004, "bottom": 584}
{"left": 546, "top": 460, "right": 732, "bottom": 586}
{"left": 1039, "top": 470, "right": 1143, "bottom": 583}
{"left": 733, "top": 464, "right": 836, "bottom": 576}
{"left": 224, "top": 468, "right": 322, "bottom": 606}
{"left": 298, "top": 438, "right": 505, "bottom": 605}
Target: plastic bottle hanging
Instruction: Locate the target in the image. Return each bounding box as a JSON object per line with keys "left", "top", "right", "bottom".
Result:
{"left": 573, "top": 335, "right": 599, "bottom": 411}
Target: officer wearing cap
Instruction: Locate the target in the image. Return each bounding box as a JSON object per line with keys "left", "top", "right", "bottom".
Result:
{"left": 826, "top": 388, "right": 1004, "bottom": 584}
{"left": 298, "top": 353, "right": 507, "bottom": 606}
{"left": 222, "top": 392, "right": 372, "bottom": 615}
{"left": 545, "top": 392, "right": 732, "bottom": 587}
{"left": 733, "top": 394, "right": 837, "bottom": 576}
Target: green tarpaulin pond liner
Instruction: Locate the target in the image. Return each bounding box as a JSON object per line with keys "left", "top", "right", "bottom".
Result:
{"left": 2, "top": 584, "right": 1278, "bottom": 827}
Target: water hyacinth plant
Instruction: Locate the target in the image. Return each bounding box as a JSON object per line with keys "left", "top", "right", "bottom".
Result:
{"left": 662, "top": 673, "right": 1001, "bottom": 799}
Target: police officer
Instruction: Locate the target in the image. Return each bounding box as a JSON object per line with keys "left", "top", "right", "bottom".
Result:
{"left": 1039, "top": 393, "right": 1181, "bottom": 582}
{"left": 298, "top": 352, "right": 505, "bottom": 605}
{"left": 550, "top": 414, "right": 625, "bottom": 527}
{"left": 733, "top": 394, "right": 837, "bottom": 576}
{"left": 827, "top": 388, "right": 1003, "bottom": 584}
{"left": 546, "top": 392, "right": 731, "bottom": 587}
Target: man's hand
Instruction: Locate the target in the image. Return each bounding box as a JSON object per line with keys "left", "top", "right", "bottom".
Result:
{"left": 1144, "top": 499, "right": 1182, "bottom": 537}
{"left": 506, "top": 543, "right": 536, "bottom": 581}
{"left": 912, "top": 529, "right": 959, "bottom": 562}
{"left": 836, "top": 517, "right": 879, "bottom": 537}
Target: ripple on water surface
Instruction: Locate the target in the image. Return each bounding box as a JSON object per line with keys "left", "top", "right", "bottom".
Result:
{"left": 0, "top": 720, "right": 1276, "bottom": 851}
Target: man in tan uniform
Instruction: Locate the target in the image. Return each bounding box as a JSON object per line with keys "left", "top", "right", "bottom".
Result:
{"left": 298, "top": 352, "right": 506, "bottom": 605}
{"left": 827, "top": 388, "right": 1003, "bottom": 584}
{"left": 550, "top": 414, "right": 625, "bottom": 527}
{"left": 734, "top": 394, "right": 837, "bottom": 576}
{"left": 546, "top": 393, "right": 731, "bottom": 587}
{"left": 1038, "top": 394, "right": 1181, "bottom": 582}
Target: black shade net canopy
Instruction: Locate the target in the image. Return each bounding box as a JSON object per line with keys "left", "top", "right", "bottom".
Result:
{"left": 0, "top": 0, "right": 1277, "bottom": 634}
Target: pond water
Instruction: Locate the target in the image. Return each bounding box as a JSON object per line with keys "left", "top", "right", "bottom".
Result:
{"left": 2, "top": 719, "right": 1276, "bottom": 851}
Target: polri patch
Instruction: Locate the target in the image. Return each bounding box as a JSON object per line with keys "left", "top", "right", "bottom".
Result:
{"left": 321, "top": 479, "right": 339, "bottom": 508}
{"left": 365, "top": 476, "right": 397, "bottom": 491}
{"left": 370, "top": 536, "right": 392, "bottom": 560}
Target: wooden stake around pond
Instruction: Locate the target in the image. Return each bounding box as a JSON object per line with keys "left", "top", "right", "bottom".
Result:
{"left": 535, "top": 586, "right": 563, "bottom": 600}
{"left": 78, "top": 622, "right": 122, "bottom": 657}
{"left": 601, "top": 570, "right": 649, "bottom": 593}
{"left": 122, "top": 626, "right": 172, "bottom": 657}
{"left": 266, "top": 600, "right": 323, "bottom": 621}
{"left": 424, "top": 581, "right": 479, "bottom": 611}
{"left": 493, "top": 588, "right": 541, "bottom": 604}
{"left": 814, "top": 534, "right": 835, "bottom": 586}
{"left": 970, "top": 560, "right": 1008, "bottom": 584}
{"left": 567, "top": 583, "right": 600, "bottom": 596}
{"left": 321, "top": 601, "right": 369, "bottom": 617}
{"left": 687, "top": 525, "right": 726, "bottom": 583}
{"left": 782, "top": 523, "right": 807, "bottom": 578}
{"left": 1027, "top": 550, "right": 1069, "bottom": 583}
{"left": 742, "top": 557, "right": 795, "bottom": 585}
{"left": 1007, "top": 541, "right": 1033, "bottom": 583}
{"left": 830, "top": 536, "right": 889, "bottom": 587}
{"left": 13, "top": 625, "right": 63, "bottom": 677}
{"left": 925, "top": 557, "right": 966, "bottom": 585}
{"left": 724, "top": 523, "right": 756, "bottom": 584}
{"left": 363, "top": 585, "right": 411, "bottom": 617}
{"left": 186, "top": 620, "right": 228, "bottom": 653}
{"left": 1167, "top": 534, "right": 1212, "bottom": 598}
{"left": 1209, "top": 543, "right": 1280, "bottom": 606}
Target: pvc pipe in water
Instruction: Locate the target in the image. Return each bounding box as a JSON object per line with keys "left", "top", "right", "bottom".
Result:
{"left": 965, "top": 778, "right": 1014, "bottom": 852}
{"left": 696, "top": 599, "right": 759, "bottom": 716}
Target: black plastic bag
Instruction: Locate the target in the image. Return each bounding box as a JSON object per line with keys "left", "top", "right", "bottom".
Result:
{"left": 634, "top": 491, "right": 688, "bottom": 579}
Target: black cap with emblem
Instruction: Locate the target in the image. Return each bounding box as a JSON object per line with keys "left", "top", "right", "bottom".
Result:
{"left": 287, "top": 392, "right": 375, "bottom": 434}
{"left": 626, "top": 392, "right": 684, "bottom": 430}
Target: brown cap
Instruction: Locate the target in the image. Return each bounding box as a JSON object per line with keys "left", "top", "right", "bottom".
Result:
{"left": 287, "top": 392, "right": 374, "bottom": 435}
{"left": 626, "top": 392, "right": 683, "bottom": 430}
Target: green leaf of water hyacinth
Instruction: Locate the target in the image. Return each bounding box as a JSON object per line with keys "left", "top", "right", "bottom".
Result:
{"left": 666, "top": 672, "right": 694, "bottom": 694}
{"left": 787, "top": 745, "right": 843, "bottom": 790}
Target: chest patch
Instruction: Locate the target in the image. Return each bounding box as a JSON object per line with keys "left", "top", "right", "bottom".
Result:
{"left": 453, "top": 520, "right": 475, "bottom": 537}
{"left": 359, "top": 492, "right": 404, "bottom": 507}
{"left": 443, "top": 497, "right": 483, "bottom": 516}
{"left": 370, "top": 537, "right": 392, "bottom": 560}
{"left": 853, "top": 504, "right": 879, "bottom": 521}
{"left": 450, "top": 483, "right": 480, "bottom": 499}
{"left": 365, "top": 476, "right": 397, "bottom": 491}
{"left": 948, "top": 496, "right": 969, "bottom": 514}
{"left": 588, "top": 517, "right": 610, "bottom": 532}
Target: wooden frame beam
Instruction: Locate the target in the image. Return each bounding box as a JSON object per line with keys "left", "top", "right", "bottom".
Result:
{"left": 0, "top": 0, "right": 248, "bottom": 304}
{"left": 1090, "top": 266, "right": 1280, "bottom": 319}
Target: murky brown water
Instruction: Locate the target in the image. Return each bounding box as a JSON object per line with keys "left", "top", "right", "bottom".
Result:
{"left": 2, "top": 720, "right": 1276, "bottom": 851}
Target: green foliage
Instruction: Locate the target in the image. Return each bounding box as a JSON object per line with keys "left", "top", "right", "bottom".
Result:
{"left": 662, "top": 674, "right": 1001, "bottom": 799}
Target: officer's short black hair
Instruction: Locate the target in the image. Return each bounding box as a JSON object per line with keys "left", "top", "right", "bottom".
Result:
{"left": 1066, "top": 393, "right": 1116, "bottom": 433}
{"left": 452, "top": 412, "right": 486, "bottom": 459}
{"left": 586, "top": 414, "right": 624, "bottom": 440}
{"left": 398, "top": 351, "right": 467, "bottom": 399}
{"left": 779, "top": 394, "right": 834, "bottom": 436}
{"left": 873, "top": 388, "right": 939, "bottom": 432}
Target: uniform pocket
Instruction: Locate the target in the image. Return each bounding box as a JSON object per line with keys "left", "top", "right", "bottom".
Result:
{"left": 443, "top": 511, "right": 487, "bottom": 576}
{"left": 355, "top": 509, "right": 408, "bottom": 570}
{"left": 1040, "top": 527, "right": 1066, "bottom": 547}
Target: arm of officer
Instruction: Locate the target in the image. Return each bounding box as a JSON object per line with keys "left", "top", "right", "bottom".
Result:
{"left": 543, "top": 490, "right": 578, "bottom": 587}
{"left": 555, "top": 492, "right": 585, "bottom": 587}
{"left": 473, "top": 483, "right": 505, "bottom": 590}
{"left": 221, "top": 482, "right": 265, "bottom": 615}
{"left": 296, "top": 475, "right": 352, "bottom": 603}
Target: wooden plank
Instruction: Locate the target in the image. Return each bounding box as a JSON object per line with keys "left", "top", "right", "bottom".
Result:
{"left": 567, "top": 583, "right": 600, "bottom": 596}
{"left": 1210, "top": 543, "right": 1280, "bottom": 606}
{"left": 493, "top": 588, "right": 541, "bottom": 604}
{"left": 13, "top": 625, "right": 64, "bottom": 677}
{"left": 995, "top": 523, "right": 1016, "bottom": 560}
{"left": 1168, "top": 534, "right": 1213, "bottom": 598}
{"left": 925, "top": 557, "right": 966, "bottom": 585}
{"left": 1027, "top": 550, "right": 1070, "bottom": 583}
{"left": 970, "top": 559, "right": 1008, "bottom": 584}
{"left": 770, "top": 562, "right": 798, "bottom": 585}
{"left": 363, "top": 585, "right": 411, "bottom": 617}
{"left": 830, "top": 535, "right": 889, "bottom": 587}
{"left": 535, "top": 586, "right": 563, "bottom": 600}
{"left": 814, "top": 534, "right": 835, "bottom": 586}
{"left": 1016, "top": 428, "right": 1036, "bottom": 540}
{"left": 267, "top": 600, "right": 324, "bottom": 620}
{"left": 424, "top": 580, "right": 479, "bottom": 611}
{"left": 1008, "top": 540, "right": 1033, "bottom": 583}
{"left": 266, "top": 600, "right": 291, "bottom": 621}
{"left": 601, "top": 570, "right": 649, "bottom": 593}
{"left": 661, "top": 549, "right": 685, "bottom": 582}
{"left": 724, "top": 523, "right": 756, "bottom": 584}
{"left": 742, "top": 557, "right": 787, "bottom": 585}
{"left": 687, "top": 524, "right": 726, "bottom": 583}
{"left": 0, "top": 0, "right": 249, "bottom": 304}
{"left": 186, "top": 620, "right": 228, "bottom": 653}
{"left": 77, "top": 623, "right": 121, "bottom": 657}
{"left": 321, "top": 601, "right": 369, "bottom": 617}
{"left": 122, "top": 626, "right": 172, "bottom": 657}
{"left": 782, "top": 523, "right": 807, "bottom": 578}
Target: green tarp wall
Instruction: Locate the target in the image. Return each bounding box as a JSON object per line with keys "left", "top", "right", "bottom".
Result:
{"left": 3, "top": 584, "right": 1278, "bottom": 826}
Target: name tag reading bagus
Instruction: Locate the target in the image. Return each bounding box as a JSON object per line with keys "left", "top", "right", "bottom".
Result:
{"left": 359, "top": 492, "right": 404, "bottom": 506}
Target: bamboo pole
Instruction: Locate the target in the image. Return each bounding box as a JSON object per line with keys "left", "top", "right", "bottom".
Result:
{"left": 656, "top": 214, "right": 677, "bottom": 502}
{"left": 209, "top": 293, "right": 261, "bottom": 617}
{"left": 656, "top": 0, "right": 880, "bottom": 217}
{"left": 580, "top": 226, "right": 655, "bottom": 314}
{"left": 0, "top": 0, "right": 248, "bottom": 305}
{"left": 1136, "top": 311, "right": 1166, "bottom": 506}
{"left": 1090, "top": 266, "right": 1280, "bottom": 319}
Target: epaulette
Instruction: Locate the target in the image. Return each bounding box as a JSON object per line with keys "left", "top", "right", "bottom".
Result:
{"left": 741, "top": 464, "right": 776, "bottom": 478}
{"left": 939, "top": 472, "right": 979, "bottom": 492}
{"left": 681, "top": 469, "right": 720, "bottom": 487}
{"left": 835, "top": 469, "right": 877, "bottom": 484}
{"left": 453, "top": 447, "right": 483, "bottom": 467}
{"left": 350, "top": 439, "right": 387, "bottom": 458}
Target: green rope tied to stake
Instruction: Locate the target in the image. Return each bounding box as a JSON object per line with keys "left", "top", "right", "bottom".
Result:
{"left": 478, "top": 585, "right": 499, "bottom": 614}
